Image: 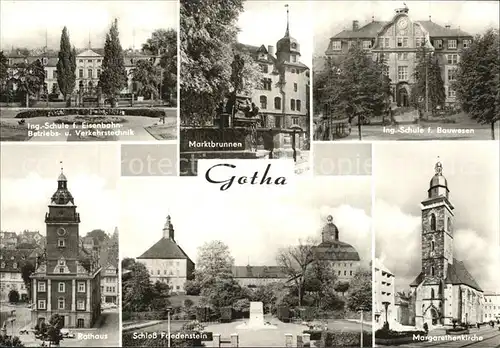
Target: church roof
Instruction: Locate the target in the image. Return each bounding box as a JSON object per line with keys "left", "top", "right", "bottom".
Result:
{"left": 137, "top": 237, "right": 192, "bottom": 260}
{"left": 410, "top": 259, "right": 482, "bottom": 292}
{"left": 232, "top": 265, "right": 288, "bottom": 279}
{"left": 313, "top": 240, "right": 361, "bottom": 261}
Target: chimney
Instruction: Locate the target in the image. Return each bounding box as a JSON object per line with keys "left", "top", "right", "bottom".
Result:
{"left": 162, "top": 215, "right": 174, "bottom": 241}
{"left": 352, "top": 20, "right": 359, "bottom": 31}
{"left": 267, "top": 45, "right": 275, "bottom": 57}
{"left": 445, "top": 25, "right": 451, "bottom": 29}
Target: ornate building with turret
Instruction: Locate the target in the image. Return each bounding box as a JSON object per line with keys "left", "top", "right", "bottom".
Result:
{"left": 324, "top": 5, "right": 473, "bottom": 107}
{"left": 410, "top": 160, "right": 483, "bottom": 328}
{"left": 136, "top": 216, "right": 195, "bottom": 293}
{"left": 233, "top": 7, "right": 310, "bottom": 148}
{"left": 30, "top": 168, "right": 101, "bottom": 328}
{"left": 313, "top": 215, "right": 362, "bottom": 282}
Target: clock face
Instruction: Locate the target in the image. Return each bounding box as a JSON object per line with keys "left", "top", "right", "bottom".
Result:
{"left": 57, "top": 227, "right": 66, "bottom": 236}
{"left": 398, "top": 18, "right": 408, "bottom": 29}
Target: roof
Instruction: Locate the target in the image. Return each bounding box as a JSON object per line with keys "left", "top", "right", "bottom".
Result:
{"left": 313, "top": 240, "right": 361, "bottom": 261}
{"left": 330, "top": 20, "right": 472, "bottom": 40}
{"left": 0, "top": 249, "right": 35, "bottom": 272}
{"left": 374, "top": 258, "right": 394, "bottom": 275}
{"left": 232, "top": 265, "right": 289, "bottom": 279}
{"left": 410, "top": 259, "right": 482, "bottom": 291}
{"left": 232, "top": 43, "right": 278, "bottom": 65}
{"left": 137, "top": 237, "right": 192, "bottom": 261}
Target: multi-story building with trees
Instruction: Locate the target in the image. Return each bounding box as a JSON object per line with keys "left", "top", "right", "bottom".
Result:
{"left": 324, "top": 5, "right": 472, "bottom": 106}
{"left": 483, "top": 292, "right": 500, "bottom": 322}
{"left": 136, "top": 216, "right": 195, "bottom": 294}
{"left": 374, "top": 258, "right": 396, "bottom": 329}
{"left": 30, "top": 168, "right": 101, "bottom": 329}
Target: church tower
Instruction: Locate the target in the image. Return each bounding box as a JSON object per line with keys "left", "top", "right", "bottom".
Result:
{"left": 420, "top": 159, "right": 454, "bottom": 285}
{"left": 45, "top": 164, "right": 81, "bottom": 275}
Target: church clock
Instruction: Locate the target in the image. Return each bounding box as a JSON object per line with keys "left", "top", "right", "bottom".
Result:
{"left": 398, "top": 17, "right": 408, "bottom": 29}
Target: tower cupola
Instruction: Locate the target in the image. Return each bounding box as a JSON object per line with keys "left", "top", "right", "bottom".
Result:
{"left": 276, "top": 4, "right": 301, "bottom": 63}
{"left": 51, "top": 162, "right": 74, "bottom": 205}
{"left": 162, "top": 215, "right": 175, "bottom": 241}
{"left": 428, "top": 159, "right": 449, "bottom": 199}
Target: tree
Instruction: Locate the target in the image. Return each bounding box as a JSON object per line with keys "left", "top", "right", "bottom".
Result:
{"left": 0, "top": 51, "right": 8, "bottom": 91}
{"left": 184, "top": 279, "right": 201, "bottom": 295}
{"left": 153, "top": 280, "right": 171, "bottom": 297}
{"left": 122, "top": 262, "right": 155, "bottom": 312}
{"left": 121, "top": 257, "right": 136, "bottom": 270}
{"left": 10, "top": 60, "right": 45, "bottom": 106}
{"left": 56, "top": 27, "right": 76, "bottom": 101}
{"left": 47, "top": 314, "right": 63, "bottom": 346}
{"left": 99, "top": 18, "right": 127, "bottom": 106}
{"left": 454, "top": 29, "right": 499, "bottom": 140}
{"left": 87, "top": 229, "right": 109, "bottom": 246}
{"left": 334, "top": 281, "right": 350, "bottom": 297}
{"left": 131, "top": 60, "right": 162, "bottom": 99}
{"left": 412, "top": 42, "right": 445, "bottom": 115}
{"left": 276, "top": 238, "right": 316, "bottom": 306}
{"left": 194, "top": 240, "right": 234, "bottom": 287}
{"left": 8, "top": 289, "right": 20, "bottom": 303}
{"left": 346, "top": 269, "right": 372, "bottom": 312}
{"left": 180, "top": 0, "right": 245, "bottom": 125}
{"left": 0, "top": 335, "right": 25, "bottom": 347}
{"left": 200, "top": 277, "right": 243, "bottom": 311}
{"left": 20, "top": 261, "right": 35, "bottom": 301}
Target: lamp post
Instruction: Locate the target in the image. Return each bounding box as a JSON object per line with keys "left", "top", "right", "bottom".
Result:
{"left": 358, "top": 308, "right": 365, "bottom": 348}
{"left": 382, "top": 301, "right": 390, "bottom": 328}
{"left": 167, "top": 307, "right": 172, "bottom": 348}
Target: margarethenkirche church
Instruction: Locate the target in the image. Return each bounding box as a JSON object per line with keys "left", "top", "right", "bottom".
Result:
{"left": 409, "top": 160, "right": 483, "bottom": 328}
{"left": 324, "top": 5, "right": 473, "bottom": 107}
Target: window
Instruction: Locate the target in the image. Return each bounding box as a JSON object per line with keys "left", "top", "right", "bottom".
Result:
{"left": 448, "top": 69, "right": 457, "bottom": 82}
{"left": 97, "top": 69, "right": 101, "bottom": 78}
{"left": 363, "top": 40, "right": 371, "bottom": 49}
{"left": 0, "top": 262, "right": 4, "bottom": 269}
{"left": 350, "top": 271, "right": 353, "bottom": 276}
{"left": 397, "top": 66, "right": 408, "bottom": 81}
{"left": 431, "top": 266, "right": 435, "bottom": 277}
{"left": 79, "top": 69, "right": 83, "bottom": 78}
{"left": 44, "top": 70, "right": 48, "bottom": 78}
{"left": 463, "top": 40, "right": 471, "bottom": 49}
{"left": 77, "top": 300, "right": 85, "bottom": 310}
{"left": 58, "top": 239, "right": 65, "bottom": 247}
{"left": 430, "top": 214, "right": 436, "bottom": 230}
{"left": 397, "top": 37, "right": 403, "bottom": 47}
{"left": 431, "top": 239, "right": 435, "bottom": 251}
{"left": 274, "top": 115, "right": 283, "bottom": 128}
{"left": 447, "top": 54, "right": 458, "bottom": 65}
{"left": 259, "top": 96, "right": 267, "bottom": 109}
{"left": 58, "top": 297, "right": 65, "bottom": 310}
{"left": 384, "top": 38, "right": 390, "bottom": 48}
{"left": 38, "top": 300, "right": 46, "bottom": 310}
{"left": 78, "top": 282, "right": 85, "bottom": 293}
{"left": 88, "top": 69, "right": 93, "bottom": 79}
{"left": 274, "top": 97, "right": 281, "bottom": 110}
{"left": 262, "top": 78, "right": 272, "bottom": 91}
{"left": 38, "top": 282, "right": 46, "bottom": 292}
{"left": 344, "top": 271, "right": 347, "bottom": 276}
{"left": 291, "top": 99, "right": 296, "bottom": 111}
{"left": 338, "top": 271, "right": 341, "bottom": 276}
{"left": 331, "top": 41, "right": 341, "bottom": 50}
{"left": 292, "top": 117, "right": 299, "bottom": 125}
{"left": 434, "top": 40, "right": 443, "bottom": 49}
{"left": 296, "top": 100, "right": 301, "bottom": 111}
{"left": 59, "top": 267, "right": 64, "bottom": 273}
{"left": 397, "top": 53, "right": 408, "bottom": 60}
{"left": 294, "top": 83, "right": 297, "bottom": 92}
{"left": 447, "top": 87, "right": 456, "bottom": 98}
{"left": 448, "top": 40, "right": 457, "bottom": 49}
{"left": 157, "top": 270, "right": 160, "bottom": 275}
{"left": 79, "top": 59, "right": 83, "bottom": 63}
{"left": 416, "top": 38, "right": 424, "bottom": 47}
{"left": 88, "top": 59, "right": 92, "bottom": 63}
{"left": 13, "top": 262, "right": 17, "bottom": 268}
{"left": 447, "top": 217, "right": 452, "bottom": 231}
{"left": 260, "top": 64, "right": 268, "bottom": 73}
{"left": 58, "top": 282, "right": 65, "bottom": 293}
{"left": 291, "top": 55, "right": 297, "bottom": 63}
{"left": 403, "top": 38, "right": 408, "bottom": 47}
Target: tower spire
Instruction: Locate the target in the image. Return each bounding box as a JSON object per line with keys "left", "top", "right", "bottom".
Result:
{"left": 60, "top": 161, "right": 63, "bottom": 175}
{"left": 88, "top": 30, "right": 91, "bottom": 49}
{"left": 284, "top": 4, "right": 290, "bottom": 37}
{"left": 435, "top": 156, "right": 442, "bottom": 175}
{"left": 45, "top": 28, "right": 48, "bottom": 51}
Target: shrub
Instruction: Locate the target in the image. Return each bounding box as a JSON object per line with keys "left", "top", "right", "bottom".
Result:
{"left": 8, "top": 290, "right": 20, "bottom": 303}
{"left": 321, "top": 330, "right": 372, "bottom": 347}
{"left": 303, "top": 330, "right": 322, "bottom": 341}
{"left": 184, "top": 298, "right": 194, "bottom": 308}
{"left": 15, "top": 108, "right": 166, "bottom": 119}
{"left": 220, "top": 306, "right": 233, "bottom": 322}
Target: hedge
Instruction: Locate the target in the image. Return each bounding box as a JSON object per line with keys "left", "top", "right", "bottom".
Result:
{"left": 320, "top": 330, "right": 372, "bottom": 347}
{"left": 220, "top": 307, "right": 233, "bottom": 322}
{"left": 15, "top": 108, "right": 166, "bottom": 119}
{"left": 375, "top": 329, "right": 425, "bottom": 339}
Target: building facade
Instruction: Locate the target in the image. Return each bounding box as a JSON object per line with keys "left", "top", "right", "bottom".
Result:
{"left": 137, "top": 216, "right": 195, "bottom": 294}
{"left": 4, "top": 47, "right": 160, "bottom": 99}
{"left": 325, "top": 5, "right": 473, "bottom": 106}
{"left": 100, "top": 264, "right": 118, "bottom": 304}
{"left": 0, "top": 250, "right": 33, "bottom": 302}
{"left": 410, "top": 160, "right": 483, "bottom": 329}
{"left": 374, "top": 258, "right": 396, "bottom": 329}
{"left": 30, "top": 170, "right": 101, "bottom": 329}
{"left": 483, "top": 292, "right": 500, "bottom": 322}
{"left": 0, "top": 232, "right": 18, "bottom": 249}
{"left": 232, "top": 266, "right": 289, "bottom": 287}
{"left": 313, "top": 215, "right": 362, "bottom": 282}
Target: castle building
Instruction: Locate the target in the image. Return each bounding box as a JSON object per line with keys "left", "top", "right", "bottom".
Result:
{"left": 374, "top": 258, "right": 396, "bottom": 329}
{"left": 234, "top": 7, "right": 310, "bottom": 147}
{"left": 313, "top": 215, "right": 362, "bottom": 282}
{"left": 232, "top": 265, "right": 289, "bottom": 287}
{"left": 30, "top": 168, "right": 101, "bottom": 328}
{"left": 483, "top": 292, "right": 500, "bottom": 322}
{"left": 325, "top": 5, "right": 473, "bottom": 106}
{"left": 137, "top": 216, "right": 195, "bottom": 293}
{"left": 410, "top": 160, "right": 483, "bottom": 328}
{"left": 4, "top": 47, "right": 161, "bottom": 99}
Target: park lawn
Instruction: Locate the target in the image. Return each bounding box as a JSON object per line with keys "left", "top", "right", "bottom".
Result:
{"left": 0, "top": 122, "right": 31, "bottom": 141}
{"left": 145, "top": 120, "right": 177, "bottom": 140}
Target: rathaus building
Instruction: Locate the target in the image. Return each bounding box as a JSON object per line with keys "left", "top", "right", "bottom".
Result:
{"left": 325, "top": 5, "right": 473, "bottom": 107}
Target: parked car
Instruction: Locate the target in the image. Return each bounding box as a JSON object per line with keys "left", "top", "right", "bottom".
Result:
{"left": 60, "top": 328, "right": 76, "bottom": 338}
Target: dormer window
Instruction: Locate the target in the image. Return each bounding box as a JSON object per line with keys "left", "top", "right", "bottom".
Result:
{"left": 42, "top": 57, "right": 48, "bottom": 65}
{"left": 448, "top": 40, "right": 457, "bottom": 49}
{"left": 13, "top": 262, "right": 17, "bottom": 268}
{"left": 463, "top": 40, "right": 471, "bottom": 49}
{"left": 58, "top": 238, "right": 65, "bottom": 247}
{"left": 291, "top": 43, "right": 297, "bottom": 49}
{"left": 331, "top": 41, "right": 341, "bottom": 51}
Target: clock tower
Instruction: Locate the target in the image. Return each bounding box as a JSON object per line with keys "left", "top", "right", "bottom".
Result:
{"left": 420, "top": 160, "right": 454, "bottom": 285}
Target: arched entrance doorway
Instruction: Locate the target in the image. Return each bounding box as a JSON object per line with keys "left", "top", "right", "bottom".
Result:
{"left": 396, "top": 83, "right": 410, "bottom": 107}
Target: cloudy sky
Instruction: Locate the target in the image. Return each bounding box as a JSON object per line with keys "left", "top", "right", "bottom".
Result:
{"left": 374, "top": 142, "right": 500, "bottom": 293}
{"left": 120, "top": 176, "right": 371, "bottom": 268}
{"left": 0, "top": 0, "right": 177, "bottom": 51}
{"left": 0, "top": 144, "right": 120, "bottom": 237}
{"left": 313, "top": 1, "right": 500, "bottom": 56}
{"left": 238, "top": 1, "right": 312, "bottom": 68}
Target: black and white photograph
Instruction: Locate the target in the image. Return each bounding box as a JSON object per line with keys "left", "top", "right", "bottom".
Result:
{"left": 180, "top": 1, "right": 312, "bottom": 176}
{"left": 312, "top": 1, "right": 500, "bottom": 141}
{"left": 373, "top": 142, "right": 500, "bottom": 347}
{"left": 0, "top": 0, "right": 177, "bottom": 142}
{"left": 0, "top": 144, "right": 120, "bottom": 347}
{"left": 120, "top": 176, "right": 372, "bottom": 347}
